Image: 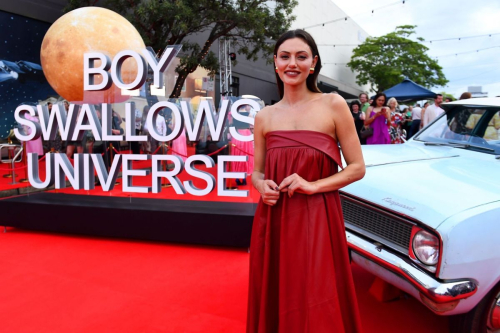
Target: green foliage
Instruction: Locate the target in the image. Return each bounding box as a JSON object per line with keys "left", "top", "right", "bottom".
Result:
{"left": 65, "top": 0, "right": 297, "bottom": 97}
{"left": 440, "top": 91, "right": 456, "bottom": 101}
{"left": 347, "top": 25, "right": 448, "bottom": 92}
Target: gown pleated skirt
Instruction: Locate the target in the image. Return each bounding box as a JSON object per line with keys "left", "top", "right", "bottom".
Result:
{"left": 247, "top": 130, "right": 362, "bottom": 333}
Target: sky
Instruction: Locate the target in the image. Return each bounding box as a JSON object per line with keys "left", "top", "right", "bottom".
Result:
{"left": 331, "top": 0, "right": 500, "bottom": 98}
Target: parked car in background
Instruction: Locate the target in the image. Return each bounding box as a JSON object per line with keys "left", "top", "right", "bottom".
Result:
{"left": 341, "top": 98, "right": 500, "bottom": 332}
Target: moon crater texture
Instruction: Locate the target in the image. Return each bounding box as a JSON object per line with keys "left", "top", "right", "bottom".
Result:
{"left": 41, "top": 7, "right": 146, "bottom": 103}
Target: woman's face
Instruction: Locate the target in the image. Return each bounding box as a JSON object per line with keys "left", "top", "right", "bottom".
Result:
{"left": 274, "top": 38, "right": 317, "bottom": 88}
{"left": 389, "top": 100, "right": 396, "bottom": 109}
{"left": 352, "top": 104, "right": 359, "bottom": 112}
{"left": 376, "top": 96, "right": 386, "bottom": 107}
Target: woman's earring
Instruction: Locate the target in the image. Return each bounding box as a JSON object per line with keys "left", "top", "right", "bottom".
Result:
{"left": 275, "top": 67, "right": 278, "bottom": 73}
{"left": 310, "top": 67, "right": 315, "bottom": 74}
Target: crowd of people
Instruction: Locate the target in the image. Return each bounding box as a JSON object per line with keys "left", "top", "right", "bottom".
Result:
{"left": 21, "top": 99, "right": 187, "bottom": 168}
{"left": 20, "top": 98, "right": 255, "bottom": 184}
{"left": 349, "top": 91, "right": 474, "bottom": 145}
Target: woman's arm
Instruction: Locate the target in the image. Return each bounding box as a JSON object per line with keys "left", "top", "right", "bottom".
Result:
{"left": 251, "top": 110, "right": 280, "bottom": 205}
{"left": 363, "top": 107, "right": 378, "bottom": 126}
{"left": 384, "top": 109, "right": 392, "bottom": 127}
{"left": 420, "top": 109, "right": 427, "bottom": 128}
{"left": 279, "top": 95, "right": 366, "bottom": 197}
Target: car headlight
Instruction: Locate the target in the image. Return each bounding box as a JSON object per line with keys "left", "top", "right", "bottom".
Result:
{"left": 412, "top": 230, "right": 440, "bottom": 266}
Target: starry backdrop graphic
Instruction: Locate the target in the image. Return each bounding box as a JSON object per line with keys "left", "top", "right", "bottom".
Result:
{"left": 0, "top": 10, "right": 57, "bottom": 139}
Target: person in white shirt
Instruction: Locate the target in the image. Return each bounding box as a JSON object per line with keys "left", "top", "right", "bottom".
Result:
{"left": 409, "top": 104, "right": 422, "bottom": 138}
{"left": 131, "top": 102, "right": 143, "bottom": 154}
{"left": 153, "top": 112, "right": 167, "bottom": 154}
{"left": 141, "top": 105, "right": 152, "bottom": 154}
{"left": 155, "top": 114, "right": 167, "bottom": 136}
{"left": 422, "top": 94, "right": 444, "bottom": 128}
{"left": 140, "top": 105, "right": 166, "bottom": 154}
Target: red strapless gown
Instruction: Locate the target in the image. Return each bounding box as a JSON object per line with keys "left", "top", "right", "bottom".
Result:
{"left": 247, "top": 130, "right": 362, "bottom": 333}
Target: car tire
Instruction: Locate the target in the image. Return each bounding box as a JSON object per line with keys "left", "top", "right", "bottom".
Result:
{"left": 449, "top": 282, "right": 500, "bottom": 333}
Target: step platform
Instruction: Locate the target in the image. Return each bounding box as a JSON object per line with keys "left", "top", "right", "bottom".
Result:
{"left": 0, "top": 193, "right": 257, "bottom": 247}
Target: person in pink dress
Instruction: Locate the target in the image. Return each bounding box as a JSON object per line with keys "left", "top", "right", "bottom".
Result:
{"left": 24, "top": 112, "right": 44, "bottom": 156}
{"left": 231, "top": 104, "right": 255, "bottom": 186}
{"left": 364, "top": 92, "right": 391, "bottom": 145}
{"left": 170, "top": 115, "right": 188, "bottom": 162}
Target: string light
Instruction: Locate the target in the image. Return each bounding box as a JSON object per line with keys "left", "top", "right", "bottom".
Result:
{"left": 323, "top": 63, "right": 348, "bottom": 66}
{"left": 317, "top": 32, "right": 500, "bottom": 48}
{"left": 303, "top": 0, "right": 404, "bottom": 30}
{"left": 434, "top": 45, "right": 500, "bottom": 58}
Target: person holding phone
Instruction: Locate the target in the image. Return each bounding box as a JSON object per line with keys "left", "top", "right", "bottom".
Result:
{"left": 364, "top": 92, "right": 391, "bottom": 145}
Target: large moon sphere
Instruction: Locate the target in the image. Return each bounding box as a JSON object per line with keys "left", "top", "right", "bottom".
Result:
{"left": 40, "top": 7, "right": 146, "bottom": 104}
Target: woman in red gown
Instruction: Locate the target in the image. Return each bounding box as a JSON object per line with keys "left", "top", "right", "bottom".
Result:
{"left": 247, "top": 29, "right": 366, "bottom": 333}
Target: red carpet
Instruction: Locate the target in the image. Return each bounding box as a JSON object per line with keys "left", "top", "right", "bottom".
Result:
{"left": 0, "top": 160, "right": 33, "bottom": 190}
{"left": 0, "top": 228, "right": 449, "bottom": 332}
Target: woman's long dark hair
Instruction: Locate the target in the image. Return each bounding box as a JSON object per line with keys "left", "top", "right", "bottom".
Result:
{"left": 274, "top": 29, "right": 322, "bottom": 99}
{"left": 370, "top": 92, "right": 387, "bottom": 107}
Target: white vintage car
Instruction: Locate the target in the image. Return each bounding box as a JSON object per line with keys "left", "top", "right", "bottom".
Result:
{"left": 341, "top": 98, "right": 500, "bottom": 333}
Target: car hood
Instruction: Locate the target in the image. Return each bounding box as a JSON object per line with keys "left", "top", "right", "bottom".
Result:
{"left": 341, "top": 142, "right": 500, "bottom": 229}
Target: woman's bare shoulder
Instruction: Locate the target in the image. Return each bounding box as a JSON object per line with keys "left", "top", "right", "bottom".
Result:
{"left": 318, "top": 93, "right": 346, "bottom": 106}
{"left": 320, "top": 93, "right": 350, "bottom": 114}
{"left": 254, "top": 105, "right": 277, "bottom": 133}
{"left": 256, "top": 103, "right": 281, "bottom": 120}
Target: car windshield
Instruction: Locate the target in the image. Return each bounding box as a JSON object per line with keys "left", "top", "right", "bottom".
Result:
{"left": 414, "top": 106, "right": 500, "bottom": 155}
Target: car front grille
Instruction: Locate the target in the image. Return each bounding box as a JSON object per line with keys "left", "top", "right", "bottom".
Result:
{"left": 341, "top": 196, "right": 414, "bottom": 253}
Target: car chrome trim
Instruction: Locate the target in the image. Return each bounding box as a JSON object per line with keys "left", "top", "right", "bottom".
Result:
{"left": 341, "top": 194, "right": 415, "bottom": 253}
{"left": 345, "top": 222, "right": 409, "bottom": 254}
{"left": 346, "top": 231, "right": 477, "bottom": 303}
{"left": 365, "top": 155, "right": 460, "bottom": 167}
{"left": 490, "top": 295, "right": 500, "bottom": 330}
{"left": 340, "top": 192, "right": 418, "bottom": 225}
{"left": 341, "top": 193, "right": 442, "bottom": 275}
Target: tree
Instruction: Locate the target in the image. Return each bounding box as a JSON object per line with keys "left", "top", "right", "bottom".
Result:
{"left": 65, "top": 0, "right": 297, "bottom": 98}
{"left": 440, "top": 91, "right": 456, "bottom": 101}
{"left": 347, "top": 25, "right": 448, "bottom": 93}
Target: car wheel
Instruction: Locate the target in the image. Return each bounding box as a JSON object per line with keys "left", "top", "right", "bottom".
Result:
{"left": 449, "top": 282, "right": 500, "bottom": 333}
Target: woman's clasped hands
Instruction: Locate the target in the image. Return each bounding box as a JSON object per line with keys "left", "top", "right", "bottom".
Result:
{"left": 258, "top": 173, "right": 317, "bottom": 206}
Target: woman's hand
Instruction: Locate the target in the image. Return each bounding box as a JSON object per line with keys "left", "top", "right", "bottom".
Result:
{"left": 279, "top": 173, "right": 317, "bottom": 197}
{"left": 257, "top": 179, "right": 280, "bottom": 206}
